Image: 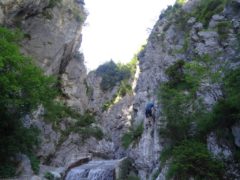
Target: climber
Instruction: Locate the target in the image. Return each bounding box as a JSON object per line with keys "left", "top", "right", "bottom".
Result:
{"left": 145, "top": 102, "right": 156, "bottom": 123}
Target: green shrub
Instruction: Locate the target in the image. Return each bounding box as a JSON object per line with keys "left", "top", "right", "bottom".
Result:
{"left": 74, "top": 112, "right": 96, "bottom": 126}
{"left": 216, "top": 21, "right": 232, "bottom": 41}
{"left": 44, "top": 172, "right": 54, "bottom": 180}
{"left": 176, "top": 0, "right": 187, "bottom": 5}
{"left": 121, "top": 132, "right": 134, "bottom": 149}
{"left": 197, "top": 67, "right": 240, "bottom": 136}
{"left": 28, "top": 154, "right": 40, "bottom": 174}
{"left": 57, "top": 111, "right": 104, "bottom": 142}
{"left": 0, "top": 162, "right": 16, "bottom": 178}
{"left": 70, "top": 6, "right": 86, "bottom": 23}
{"left": 121, "top": 123, "right": 143, "bottom": 149}
{"left": 79, "top": 126, "right": 104, "bottom": 141}
{"left": 0, "top": 26, "right": 57, "bottom": 177}
{"left": 159, "top": 4, "right": 181, "bottom": 20}
{"left": 44, "top": 102, "right": 68, "bottom": 124}
{"left": 159, "top": 55, "right": 223, "bottom": 144}
{"left": 48, "top": 0, "right": 62, "bottom": 8}
{"left": 165, "top": 60, "right": 186, "bottom": 87}
{"left": 152, "top": 169, "right": 160, "bottom": 180}
{"left": 102, "top": 80, "right": 133, "bottom": 111}
{"left": 96, "top": 58, "right": 137, "bottom": 92}
{"left": 44, "top": 102, "right": 96, "bottom": 128}
{"left": 102, "top": 94, "right": 117, "bottom": 111}
{"left": 167, "top": 140, "right": 224, "bottom": 180}
{"left": 99, "top": 57, "right": 137, "bottom": 111}
{"left": 118, "top": 158, "right": 139, "bottom": 180}
{"left": 42, "top": 10, "right": 53, "bottom": 20}
{"left": 158, "top": 54, "right": 239, "bottom": 178}
{"left": 233, "top": 149, "right": 240, "bottom": 163}
{"left": 96, "top": 60, "right": 131, "bottom": 91}
{"left": 159, "top": 60, "right": 206, "bottom": 143}
{"left": 159, "top": 146, "right": 173, "bottom": 166}
{"left": 118, "top": 81, "right": 132, "bottom": 97}
{"left": 118, "top": 158, "right": 132, "bottom": 179}
{"left": 192, "top": 0, "right": 228, "bottom": 28}
{"left": 132, "top": 122, "right": 144, "bottom": 139}
{"left": 212, "top": 67, "right": 239, "bottom": 122}
{"left": 84, "top": 80, "right": 93, "bottom": 98}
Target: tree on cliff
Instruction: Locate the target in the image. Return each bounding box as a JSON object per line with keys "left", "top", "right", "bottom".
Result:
{"left": 0, "top": 27, "right": 57, "bottom": 177}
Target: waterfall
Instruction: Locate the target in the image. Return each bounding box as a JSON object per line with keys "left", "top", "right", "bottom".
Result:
{"left": 65, "top": 160, "right": 121, "bottom": 180}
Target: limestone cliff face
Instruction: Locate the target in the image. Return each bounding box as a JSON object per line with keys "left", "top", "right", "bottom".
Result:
{"left": 0, "top": 0, "right": 89, "bottom": 176}
{"left": 2, "top": 0, "right": 240, "bottom": 179}
{"left": 1, "top": 0, "right": 86, "bottom": 74}
{"left": 87, "top": 0, "right": 240, "bottom": 179}
{"left": 126, "top": 0, "right": 240, "bottom": 179}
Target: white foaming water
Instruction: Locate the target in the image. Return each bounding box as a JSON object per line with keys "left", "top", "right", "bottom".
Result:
{"left": 65, "top": 160, "right": 120, "bottom": 180}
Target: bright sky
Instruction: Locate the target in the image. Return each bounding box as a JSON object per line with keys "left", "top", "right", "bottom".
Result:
{"left": 80, "top": 0, "right": 176, "bottom": 71}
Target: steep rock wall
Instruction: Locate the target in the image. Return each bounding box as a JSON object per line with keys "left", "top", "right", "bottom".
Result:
{"left": 2, "top": 0, "right": 240, "bottom": 179}
{"left": 0, "top": 0, "right": 91, "bottom": 176}
{"left": 128, "top": 0, "right": 240, "bottom": 179}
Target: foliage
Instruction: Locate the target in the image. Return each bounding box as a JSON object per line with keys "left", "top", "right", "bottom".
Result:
{"left": 96, "top": 60, "right": 129, "bottom": 91}
{"left": 176, "top": 0, "right": 188, "bottom": 5}
{"left": 118, "top": 158, "right": 132, "bottom": 179}
{"left": 0, "top": 162, "right": 16, "bottom": 178}
{"left": 159, "top": 55, "right": 225, "bottom": 143}
{"left": 216, "top": 21, "right": 232, "bottom": 41}
{"left": 122, "top": 123, "right": 144, "bottom": 149}
{"left": 175, "top": 35, "right": 190, "bottom": 54}
{"left": 44, "top": 102, "right": 69, "bottom": 124}
{"left": 197, "top": 67, "right": 240, "bottom": 136}
{"left": 96, "top": 58, "right": 137, "bottom": 91}
{"left": 100, "top": 57, "right": 137, "bottom": 111}
{"left": 159, "top": 2, "right": 190, "bottom": 32}
{"left": 192, "top": 0, "right": 228, "bottom": 28}
{"left": 159, "top": 59, "right": 210, "bottom": 144}
{"left": 102, "top": 94, "right": 117, "bottom": 111}
{"left": 70, "top": 6, "right": 86, "bottom": 23}
{"left": 127, "top": 54, "right": 138, "bottom": 75}
{"left": 118, "top": 158, "right": 139, "bottom": 180}
{"left": 48, "top": 0, "right": 62, "bottom": 8}
{"left": 233, "top": 149, "right": 240, "bottom": 163}
{"left": 122, "top": 132, "right": 133, "bottom": 149}
{"left": 77, "top": 126, "right": 104, "bottom": 141}
{"left": 167, "top": 140, "right": 224, "bottom": 180}
{"left": 28, "top": 153, "right": 40, "bottom": 174}
{"left": 159, "top": 52, "right": 239, "bottom": 178}
{"left": 159, "top": 4, "right": 181, "bottom": 20}
{"left": 84, "top": 80, "right": 93, "bottom": 98}
{"left": 42, "top": 9, "right": 53, "bottom": 20}
{"left": 0, "top": 26, "right": 57, "bottom": 177}
{"left": 126, "top": 175, "right": 140, "bottom": 180}
{"left": 159, "top": 146, "right": 173, "bottom": 166}
{"left": 152, "top": 169, "right": 160, "bottom": 180}
{"left": 53, "top": 109, "right": 104, "bottom": 142}
{"left": 44, "top": 172, "right": 54, "bottom": 180}
{"left": 165, "top": 60, "right": 185, "bottom": 87}
{"left": 118, "top": 80, "right": 132, "bottom": 97}
{"left": 102, "top": 80, "right": 133, "bottom": 111}
{"left": 44, "top": 102, "right": 96, "bottom": 126}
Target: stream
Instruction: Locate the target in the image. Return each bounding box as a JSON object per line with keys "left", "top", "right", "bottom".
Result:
{"left": 65, "top": 159, "right": 122, "bottom": 180}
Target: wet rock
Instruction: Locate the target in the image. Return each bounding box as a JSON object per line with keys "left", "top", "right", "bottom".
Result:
{"left": 30, "top": 175, "right": 41, "bottom": 180}
{"left": 232, "top": 123, "right": 240, "bottom": 148}
{"left": 16, "top": 154, "right": 34, "bottom": 179}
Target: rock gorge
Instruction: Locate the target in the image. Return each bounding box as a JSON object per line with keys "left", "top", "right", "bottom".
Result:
{"left": 1, "top": 0, "right": 240, "bottom": 179}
